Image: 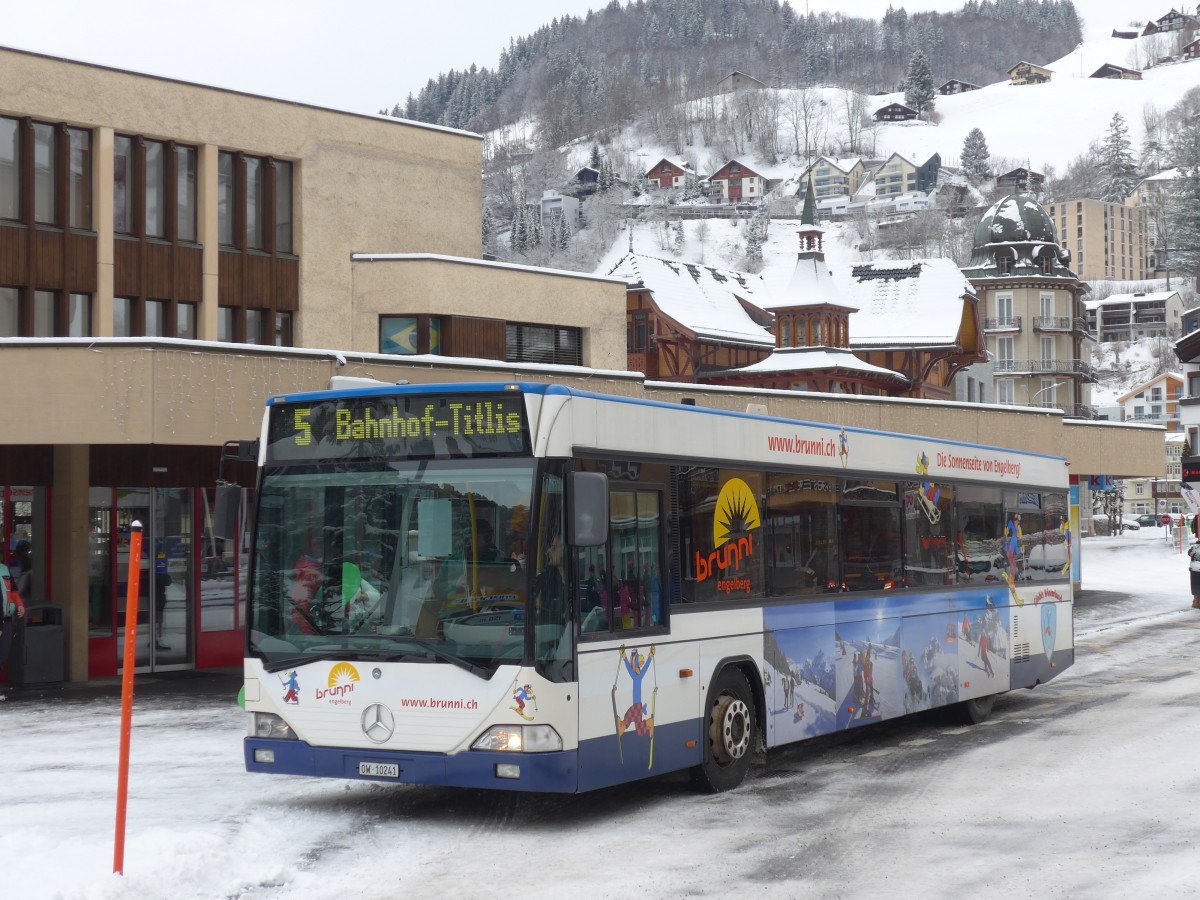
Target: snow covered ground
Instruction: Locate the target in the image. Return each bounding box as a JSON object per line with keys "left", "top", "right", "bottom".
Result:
{"left": 5, "top": 526, "right": 1199, "bottom": 899}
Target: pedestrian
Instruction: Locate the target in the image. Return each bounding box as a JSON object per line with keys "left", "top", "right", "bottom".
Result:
{"left": 1188, "top": 542, "right": 1200, "bottom": 610}
{"left": 0, "top": 563, "right": 27, "bottom": 700}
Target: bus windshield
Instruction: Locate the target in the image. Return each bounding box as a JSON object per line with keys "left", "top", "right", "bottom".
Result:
{"left": 248, "top": 459, "right": 536, "bottom": 676}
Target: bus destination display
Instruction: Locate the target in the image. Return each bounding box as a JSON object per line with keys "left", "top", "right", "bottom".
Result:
{"left": 266, "top": 393, "right": 530, "bottom": 462}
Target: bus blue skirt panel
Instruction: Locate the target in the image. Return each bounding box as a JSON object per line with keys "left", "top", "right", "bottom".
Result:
{"left": 244, "top": 738, "right": 579, "bottom": 793}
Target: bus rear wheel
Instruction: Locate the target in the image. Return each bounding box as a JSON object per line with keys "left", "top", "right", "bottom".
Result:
{"left": 959, "top": 693, "right": 996, "bottom": 724}
{"left": 692, "top": 667, "right": 756, "bottom": 792}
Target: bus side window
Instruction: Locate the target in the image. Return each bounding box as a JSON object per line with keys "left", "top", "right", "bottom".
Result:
{"left": 581, "top": 488, "right": 664, "bottom": 635}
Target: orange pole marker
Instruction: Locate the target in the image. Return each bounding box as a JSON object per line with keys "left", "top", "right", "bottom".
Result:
{"left": 113, "top": 521, "right": 144, "bottom": 875}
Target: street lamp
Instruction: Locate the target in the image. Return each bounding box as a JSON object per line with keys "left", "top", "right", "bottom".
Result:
{"left": 1029, "top": 381, "right": 1068, "bottom": 409}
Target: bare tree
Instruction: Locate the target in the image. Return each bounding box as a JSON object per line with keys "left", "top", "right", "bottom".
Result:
{"left": 782, "top": 87, "right": 828, "bottom": 160}
{"left": 838, "top": 88, "right": 868, "bottom": 156}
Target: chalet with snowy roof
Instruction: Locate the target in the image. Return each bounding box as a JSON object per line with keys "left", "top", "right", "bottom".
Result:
{"left": 716, "top": 71, "right": 767, "bottom": 94}
{"left": 938, "top": 79, "right": 981, "bottom": 95}
{"left": 645, "top": 157, "right": 695, "bottom": 191}
{"left": 1084, "top": 290, "right": 1184, "bottom": 342}
{"left": 800, "top": 157, "right": 867, "bottom": 200}
{"left": 1090, "top": 63, "right": 1142, "bottom": 80}
{"left": 1151, "top": 8, "right": 1199, "bottom": 34}
{"left": 1112, "top": 28, "right": 1141, "bottom": 39}
{"left": 608, "top": 252, "right": 774, "bottom": 381}
{"left": 996, "top": 167, "right": 1044, "bottom": 193}
{"left": 1114, "top": 372, "right": 1184, "bottom": 431}
{"left": 707, "top": 194, "right": 908, "bottom": 396}
{"left": 575, "top": 166, "right": 599, "bottom": 185}
{"left": 836, "top": 259, "right": 986, "bottom": 401}
{"left": 1185, "top": 37, "right": 1200, "bottom": 59}
{"left": 871, "top": 152, "right": 941, "bottom": 196}
{"left": 873, "top": 102, "right": 918, "bottom": 122}
{"left": 707, "top": 159, "right": 767, "bottom": 204}
{"left": 1007, "top": 61, "right": 1052, "bottom": 85}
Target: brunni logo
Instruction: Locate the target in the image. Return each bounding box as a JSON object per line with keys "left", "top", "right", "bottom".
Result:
{"left": 695, "top": 477, "right": 761, "bottom": 593}
{"left": 317, "top": 662, "right": 360, "bottom": 701}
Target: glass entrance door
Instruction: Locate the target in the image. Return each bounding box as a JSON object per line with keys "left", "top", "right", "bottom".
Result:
{"left": 116, "top": 488, "right": 194, "bottom": 672}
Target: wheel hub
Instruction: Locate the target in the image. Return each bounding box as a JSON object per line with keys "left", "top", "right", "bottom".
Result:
{"left": 710, "top": 695, "right": 751, "bottom": 764}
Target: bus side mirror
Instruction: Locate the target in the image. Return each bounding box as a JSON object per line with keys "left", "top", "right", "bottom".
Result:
{"left": 568, "top": 472, "right": 608, "bottom": 547}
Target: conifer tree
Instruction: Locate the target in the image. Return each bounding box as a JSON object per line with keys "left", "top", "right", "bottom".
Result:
{"left": 903, "top": 50, "right": 936, "bottom": 118}
{"left": 961, "top": 127, "right": 991, "bottom": 181}
{"left": 1099, "top": 113, "right": 1139, "bottom": 204}
{"left": 673, "top": 219, "right": 685, "bottom": 254}
{"left": 1167, "top": 119, "right": 1200, "bottom": 277}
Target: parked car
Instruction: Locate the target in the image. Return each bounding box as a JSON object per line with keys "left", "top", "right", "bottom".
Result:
{"left": 1092, "top": 514, "right": 1140, "bottom": 533}
{"left": 1136, "top": 514, "right": 1161, "bottom": 528}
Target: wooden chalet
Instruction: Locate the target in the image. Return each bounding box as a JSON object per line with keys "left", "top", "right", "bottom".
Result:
{"left": 645, "top": 157, "right": 694, "bottom": 191}
{"left": 1185, "top": 38, "right": 1200, "bottom": 59}
{"left": 1090, "top": 63, "right": 1142, "bottom": 80}
{"left": 996, "top": 167, "right": 1044, "bottom": 192}
{"left": 716, "top": 71, "right": 767, "bottom": 94}
{"left": 707, "top": 159, "right": 767, "bottom": 204}
{"left": 938, "top": 79, "right": 981, "bottom": 95}
{"left": 1008, "top": 61, "right": 1052, "bottom": 85}
{"left": 874, "top": 102, "right": 919, "bottom": 122}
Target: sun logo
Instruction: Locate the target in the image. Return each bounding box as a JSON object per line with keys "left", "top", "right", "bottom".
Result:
{"left": 714, "top": 477, "right": 761, "bottom": 548}
{"left": 328, "top": 663, "right": 361, "bottom": 688}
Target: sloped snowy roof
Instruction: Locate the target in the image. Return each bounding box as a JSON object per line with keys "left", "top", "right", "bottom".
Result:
{"left": 1115, "top": 370, "right": 1183, "bottom": 405}
{"left": 836, "top": 258, "right": 976, "bottom": 347}
{"left": 759, "top": 247, "right": 859, "bottom": 313}
{"left": 607, "top": 252, "right": 775, "bottom": 347}
{"left": 728, "top": 347, "right": 908, "bottom": 381}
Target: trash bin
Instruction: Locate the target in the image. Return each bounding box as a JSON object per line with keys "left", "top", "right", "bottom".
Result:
{"left": 12, "top": 604, "right": 64, "bottom": 688}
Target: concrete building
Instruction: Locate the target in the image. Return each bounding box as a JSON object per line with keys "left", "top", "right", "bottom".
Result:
{"left": 963, "top": 194, "right": 1096, "bottom": 419}
{"left": 1045, "top": 198, "right": 1149, "bottom": 282}
{"left": 1085, "top": 290, "right": 1185, "bottom": 342}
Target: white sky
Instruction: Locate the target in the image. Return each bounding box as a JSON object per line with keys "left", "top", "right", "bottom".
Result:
{"left": 7, "top": 527, "right": 1200, "bottom": 898}
{"left": 2, "top": 1, "right": 1137, "bottom": 116}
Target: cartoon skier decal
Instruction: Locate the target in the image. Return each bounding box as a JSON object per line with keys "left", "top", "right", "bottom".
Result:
{"left": 612, "top": 644, "right": 657, "bottom": 768}
{"left": 511, "top": 683, "right": 538, "bottom": 721}
{"left": 838, "top": 428, "right": 850, "bottom": 468}
{"left": 280, "top": 671, "right": 300, "bottom": 705}
{"left": 1000, "top": 512, "right": 1024, "bottom": 605}
{"left": 914, "top": 452, "right": 942, "bottom": 524}
{"left": 1041, "top": 603, "right": 1057, "bottom": 663}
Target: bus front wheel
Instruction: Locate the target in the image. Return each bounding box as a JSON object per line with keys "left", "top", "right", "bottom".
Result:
{"left": 692, "top": 667, "right": 756, "bottom": 792}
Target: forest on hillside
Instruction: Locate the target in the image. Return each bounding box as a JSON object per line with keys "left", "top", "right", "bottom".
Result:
{"left": 388, "top": 0, "right": 1081, "bottom": 149}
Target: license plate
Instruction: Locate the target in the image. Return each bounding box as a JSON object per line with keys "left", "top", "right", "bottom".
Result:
{"left": 358, "top": 762, "right": 399, "bottom": 778}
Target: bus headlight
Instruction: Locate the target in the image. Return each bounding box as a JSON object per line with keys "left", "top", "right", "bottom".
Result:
{"left": 471, "top": 725, "right": 562, "bottom": 753}
{"left": 250, "top": 712, "right": 297, "bottom": 740}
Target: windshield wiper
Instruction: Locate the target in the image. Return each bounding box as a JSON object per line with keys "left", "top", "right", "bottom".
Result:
{"left": 259, "top": 639, "right": 491, "bottom": 679}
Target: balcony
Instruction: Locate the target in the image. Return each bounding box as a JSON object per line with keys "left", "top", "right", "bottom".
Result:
{"left": 984, "top": 316, "right": 1021, "bottom": 332}
{"left": 992, "top": 358, "right": 1097, "bottom": 380}
{"left": 1032, "top": 315, "right": 1072, "bottom": 332}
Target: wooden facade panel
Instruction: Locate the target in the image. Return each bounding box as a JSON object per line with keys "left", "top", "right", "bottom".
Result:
{"left": 65, "top": 232, "right": 97, "bottom": 292}
{"left": 244, "top": 253, "right": 272, "bottom": 306}
{"left": 0, "top": 225, "right": 26, "bottom": 283}
{"left": 274, "top": 256, "right": 299, "bottom": 311}
{"left": 218, "top": 249, "right": 242, "bottom": 306}
{"left": 90, "top": 444, "right": 231, "bottom": 488}
{"left": 174, "top": 245, "right": 202, "bottom": 302}
{"left": 445, "top": 316, "right": 505, "bottom": 360}
{"left": 114, "top": 237, "right": 141, "bottom": 296}
{"left": 31, "top": 229, "right": 65, "bottom": 287}
{"left": 143, "top": 241, "right": 173, "bottom": 298}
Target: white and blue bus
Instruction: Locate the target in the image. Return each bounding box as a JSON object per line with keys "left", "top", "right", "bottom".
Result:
{"left": 243, "top": 381, "right": 1073, "bottom": 792}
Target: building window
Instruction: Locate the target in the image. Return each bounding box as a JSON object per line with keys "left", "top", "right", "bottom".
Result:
{"left": 997, "top": 379, "right": 1015, "bottom": 405}
{"left": 218, "top": 307, "right": 234, "bottom": 342}
{"left": 113, "top": 297, "right": 132, "bottom": 337}
{"left": 33, "top": 291, "right": 55, "bottom": 336}
{"left": 114, "top": 135, "right": 134, "bottom": 235}
{"left": 246, "top": 156, "right": 265, "bottom": 250}
{"left": 145, "top": 140, "right": 166, "bottom": 238}
{"left": 33, "top": 123, "right": 57, "bottom": 226}
{"left": 176, "top": 145, "right": 197, "bottom": 242}
{"left": 217, "top": 152, "right": 235, "bottom": 246}
{"left": 0, "top": 117, "right": 17, "bottom": 220}
{"left": 274, "top": 312, "right": 293, "bottom": 347}
{"left": 68, "top": 293, "right": 91, "bottom": 336}
{"left": 145, "top": 299, "right": 164, "bottom": 337}
{"left": 997, "top": 293, "right": 1013, "bottom": 323}
{"left": 380, "top": 316, "right": 418, "bottom": 354}
{"left": 274, "top": 160, "right": 293, "bottom": 254}
{"left": 68, "top": 128, "right": 91, "bottom": 230}
{"left": 177, "top": 302, "right": 196, "bottom": 339}
{"left": 245, "top": 308, "right": 264, "bottom": 344}
{"left": 996, "top": 254, "right": 1011, "bottom": 274}
{"left": 0, "top": 286, "right": 17, "bottom": 336}
{"left": 507, "top": 323, "right": 582, "bottom": 366}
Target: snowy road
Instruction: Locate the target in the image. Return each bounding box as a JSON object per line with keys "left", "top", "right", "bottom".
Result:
{"left": 5, "top": 530, "right": 1200, "bottom": 899}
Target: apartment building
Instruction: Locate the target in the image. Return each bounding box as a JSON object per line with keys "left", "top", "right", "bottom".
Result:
{"left": 1045, "top": 198, "right": 1149, "bottom": 282}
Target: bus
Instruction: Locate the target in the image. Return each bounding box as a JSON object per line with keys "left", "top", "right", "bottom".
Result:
{"left": 242, "top": 381, "right": 1073, "bottom": 793}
